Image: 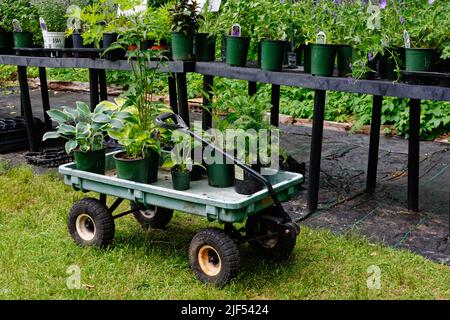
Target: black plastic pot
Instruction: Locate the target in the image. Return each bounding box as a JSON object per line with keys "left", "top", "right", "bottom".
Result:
{"left": 234, "top": 164, "right": 264, "bottom": 195}
{"left": 71, "top": 33, "right": 84, "bottom": 49}
{"left": 0, "top": 32, "right": 13, "bottom": 52}
{"left": 195, "top": 33, "right": 216, "bottom": 61}
{"left": 379, "top": 48, "right": 404, "bottom": 80}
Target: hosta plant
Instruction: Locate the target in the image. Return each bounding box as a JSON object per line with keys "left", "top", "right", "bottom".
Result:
{"left": 43, "top": 101, "right": 132, "bottom": 154}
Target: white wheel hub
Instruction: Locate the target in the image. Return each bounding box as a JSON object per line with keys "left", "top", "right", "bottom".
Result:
{"left": 76, "top": 214, "right": 96, "bottom": 241}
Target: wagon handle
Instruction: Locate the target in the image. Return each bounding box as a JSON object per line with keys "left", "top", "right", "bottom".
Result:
{"left": 155, "top": 113, "right": 188, "bottom": 130}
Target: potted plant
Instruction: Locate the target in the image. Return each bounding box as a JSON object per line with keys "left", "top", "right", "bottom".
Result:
{"left": 169, "top": 0, "right": 203, "bottom": 61}
{"left": 401, "top": 0, "right": 447, "bottom": 72}
{"left": 253, "top": 0, "right": 292, "bottom": 71}
{"left": 0, "top": 0, "right": 16, "bottom": 52}
{"left": 43, "top": 101, "right": 126, "bottom": 174}
{"left": 106, "top": 48, "right": 172, "bottom": 183}
{"left": 9, "top": 0, "right": 40, "bottom": 48}
{"left": 144, "top": 2, "right": 172, "bottom": 51}
{"left": 32, "top": 0, "right": 68, "bottom": 49}
{"left": 195, "top": 0, "right": 217, "bottom": 62}
{"left": 162, "top": 134, "right": 205, "bottom": 191}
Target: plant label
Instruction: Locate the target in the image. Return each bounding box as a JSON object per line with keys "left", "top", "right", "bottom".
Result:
{"left": 316, "top": 32, "right": 326, "bottom": 44}
{"left": 235, "top": 166, "right": 244, "bottom": 181}
{"left": 231, "top": 24, "right": 241, "bottom": 37}
{"left": 403, "top": 30, "right": 411, "bottom": 49}
{"left": 39, "top": 17, "right": 48, "bottom": 32}
{"left": 12, "top": 19, "right": 22, "bottom": 33}
{"left": 198, "top": 0, "right": 222, "bottom": 12}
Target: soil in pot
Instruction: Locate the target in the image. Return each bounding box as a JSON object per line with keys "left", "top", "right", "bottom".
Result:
{"left": 114, "top": 151, "right": 159, "bottom": 184}
{"left": 336, "top": 45, "right": 353, "bottom": 77}
{"left": 171, "top": 32, "right": 194, "bottom": 61}
{"left": 195, "top": 33, "right": 216, "bottom": 62}
{"left": 74, "top": 149, "right": 105, "bottom": 175}
{"left": 261, "top": 40, "right": 286, "bottom": 71}
{"left": 0, "top": 32, "right": 13, "bottom": 51}
{"left": 234, "top": 164, "right": 264, "bottom": 195}
{"left": 226, "top": 36, "right": 250, "bottom": 67}
{"left": 171, "top": 170, "right": 191, "bottom": 191}
{"left": 405, "top": 48, "right": 436, "bottom": 72}
{"left": 13, "top": 32, "right": 34, "bottom": 48}
{"left": 310, "top": 44, "right": 337, "bottom": 77}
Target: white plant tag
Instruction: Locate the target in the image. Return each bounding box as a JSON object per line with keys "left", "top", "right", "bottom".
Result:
{"left": 231, "top": 24, "right": 241, "bottom": 37}
{"left": 39, "top": 17, "right": 48, "bottom": 32}
{"left": 403, "top": 30, "right": 411, "bottom": 49}
{"left": 235, "top": 165, "right": 244, "bottom": 181}
{"left": 316, "top": 31, "right": 326, "bottom": 44}
{"left": 12, "top": 19, "right": 22, "bottom": 33}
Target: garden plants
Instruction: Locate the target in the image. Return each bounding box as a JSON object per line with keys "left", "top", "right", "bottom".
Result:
{"left": 32, "top": 0, "right": 70, "bottom": 49}
{"left": 42, "top": 101, "right": 126, "bottom": 174}
{"left": 8, "top": 0, "right": 40, "bottom": 48}
{"left": 169, "top": 0, "right": 203, "bottom": 61}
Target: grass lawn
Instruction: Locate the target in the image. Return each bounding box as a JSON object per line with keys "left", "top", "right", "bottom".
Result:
{"left": 0, "top": 163, "right": 449, "bottom": 300}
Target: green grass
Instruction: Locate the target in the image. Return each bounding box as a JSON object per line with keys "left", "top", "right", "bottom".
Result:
{"left": 0, "top": 163, "right": 449, "bottom": 300}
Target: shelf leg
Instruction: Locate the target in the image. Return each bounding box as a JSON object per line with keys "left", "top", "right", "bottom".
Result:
{"left": 308, "top": 89, "right": 326, "bottom": 212}
{"left": 408, "top": 98, "right": 421, "bottom": 212}
{"left": 202, "top": 75, "right": 214, "bottom": 130}
{"left": 176, "top": 72, "right": 189, "bottom": 126}
{"left": 271, "top": 84, "right": 280, "bottom": 127}
{"left": 38, "top": 67, "right": 51, "bottom": 130}
{"left": 98, "top": 69, "right": 108, "bottom": 102}
{"left": 366, "top": 95, "right": 383, "bottom": 193}
{"left": 88, "top": 68, "right": 99, "bottom": 111}
{"left": 248, "top": 81, "right": 257, "bottom": 96}
{"left": 168, "top": 74, "right": 178, "bottom": 114}
{"left": 17, "top": 66, "right": 38, "bottom": 152}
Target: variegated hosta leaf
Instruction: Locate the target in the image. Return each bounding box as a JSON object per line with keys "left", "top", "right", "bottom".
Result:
{"left": 47, "top": 109, "right": 69, "bottom": 125}
{"left": 63, "top": 106, "right": 80, "bottom": 121}
{"left": 65, "top": 140, "right": 78, "bottom": 155}
{"left": 42, "top": 131, "right": 60, "bottom": 141}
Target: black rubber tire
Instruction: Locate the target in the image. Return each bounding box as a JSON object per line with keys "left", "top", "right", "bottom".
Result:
{"left": 189, "top": 228, "right": 240, "bottom": 286}
{"left": 131, "top": 202, "right": 174, "bottom": 230}
{"left": 68, "top": 198, "right": 115, "bottom": 247}
{"left": 245, "top": 213, "right": 297, "bottom": 260}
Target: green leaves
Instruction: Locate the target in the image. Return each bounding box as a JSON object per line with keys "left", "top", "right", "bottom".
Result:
{"left": 47, "top": 109, "right": 70, "bottom": 125}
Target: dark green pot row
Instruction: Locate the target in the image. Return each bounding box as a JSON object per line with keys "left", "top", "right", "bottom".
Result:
{"left": 171, "top": 32, "right": 216, "bottom": 62}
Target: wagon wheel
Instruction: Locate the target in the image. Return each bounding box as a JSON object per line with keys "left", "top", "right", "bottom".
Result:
{"left": 189, "top": 228, "right": 240, "bottom": 286}
{"left": 245, "top": 212, "right": 297, "bottom": 260}
{"left": 130, "top": 202, "right": 174, "bottom": 230}
{"left": 68, "top": 198, "right": 115, "bottom": 247}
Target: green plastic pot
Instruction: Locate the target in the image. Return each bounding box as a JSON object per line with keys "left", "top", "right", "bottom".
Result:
{"left": 13, "top": 32, "right": 33, "bottom": 48}
{"left": 226, "top": 36, "right": 250, "bottom": 67}
{"left": 195, "top": 33, "right": 216, "bottom": 62}
{"left": 171, "top": 32, "right": 194, "bottom": 61}
{"left": 405, "top": 48, "right": 436, "bottom": 72}
{"left": 261, "top": 40, "right": 286, "bottom": 71}
{"left": 207, "top": 162, "right": 234, "bottom": 188}
{"left": 114, "top": 151, "right": 159, "bottom": 184}
{"left": 310, "top": 44, "right": 337, "bottom": 77}
{"left": 0, "top": 32, "right": 13, "bottom": 50}
{"left": 171, "top": 170, "right": 191, "bottom": 191}
{"left": 336, "top": 45, "right": 353, "bottom": 77}
{"left": 74, "top": 149, "right": 105, "bottom": 175}
{"left": 303, "top": 44, "right": 311, "bottom": 73}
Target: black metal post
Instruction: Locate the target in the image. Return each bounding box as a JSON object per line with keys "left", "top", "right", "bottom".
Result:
{"left": 248, "top": 81, "right": 257, "bottom": 96}
{"left": 17, "top": 66, "right": 38, "bottom": 152}
{"left": 88, "top": 68, "right": 99, "bottom": 111}
{"left": 271, "top": 84, "right": 281, "bottom": 127}
{"left": 38, "top": 67, "right": 51, "bottom": 130}
{"left": 202, "top": 75, "right": 214, "bottom": 130}
{"left": 308, "top": 89, "right": 327, "bottom": 211}
{"left": 366, "top": 95, "right": 383, "bottom": 193}
{"left": 408, "top": 98, "right": 421, "bottom": 212}
{"left": 98, "top": 69, "right": 108, "bottom": 102}
{"left": 168, "top": 74, "right": 178, "bottom": 114}
{"left": 176, "top": 72, "right": 190, "bottom": 126}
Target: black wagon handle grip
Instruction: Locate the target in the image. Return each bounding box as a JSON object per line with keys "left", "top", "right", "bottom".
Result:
{"left": 155, "top": 113, "right": 188, "bottom": 130}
